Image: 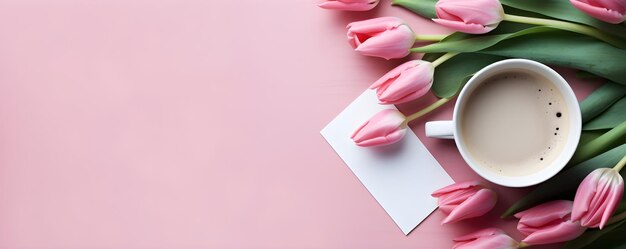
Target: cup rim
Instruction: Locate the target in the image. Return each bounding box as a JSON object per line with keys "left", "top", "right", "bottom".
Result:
{"left": 452, "top": 59, "right": 582, "bottom": 187}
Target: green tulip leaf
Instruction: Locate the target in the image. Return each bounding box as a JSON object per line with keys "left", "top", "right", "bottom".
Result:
{"left": 421, "top": 53, "right": 444, "bottom": 63}
{"left": 589, "top": 243, "right": 626, "bottom": 249}
{"left": 563, "top": 220, "right": 626, "bottom": 249}
{"left": 575, "top": 71, "right": 602, "bottom": 79}
{"left": 391, "top": 0, "right": 436, "bottom": 19}
{"left": 411, "top": 26, "right": 557, "bottom": 53}
{"left": 580, "top": 82, "right": 626, "bottom": 124}
{"left": 579, "top": 130, "right": 608, "bottom": 146}
{"left": 499, "top": 0, "right": 626, "bottom": 39}
{"left": 414, "top": 28, "right": 626, "bottom": 85}
{"left": 429, "top": 53, "right": 504, "bottom": 98}
{"left": 476, "top": 31, "right": 626, "bottom": 85}
{"left": 584, "top": 97, "right": 626, "bottom": 131}
{"left": 570, "top": 120, "right": 626, "bottom": 165}
{"left": 502, "top": 143, "right": 626, "bottom": 218}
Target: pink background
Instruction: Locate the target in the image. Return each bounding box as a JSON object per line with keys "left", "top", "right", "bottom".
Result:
{"left": 0, "top": 0, "right": 601, "bottom": 248}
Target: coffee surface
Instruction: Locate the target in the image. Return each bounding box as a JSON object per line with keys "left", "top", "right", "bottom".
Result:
{"left": 461, "top": 71, "right": 568, "bottom": 176}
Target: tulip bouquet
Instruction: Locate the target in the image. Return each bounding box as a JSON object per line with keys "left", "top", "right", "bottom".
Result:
{"left": 320, "top": 0, "right": 626, "bottom": 248}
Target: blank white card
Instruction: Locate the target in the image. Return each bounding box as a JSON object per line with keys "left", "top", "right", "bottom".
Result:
{"left": 321, "top": 90, "right": 454, "bottom": 235}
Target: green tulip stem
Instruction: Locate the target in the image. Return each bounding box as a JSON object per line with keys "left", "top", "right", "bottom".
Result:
{"left": 518, "top": 242, "right": 530, "bottom": 248}
{"left": 503, "top": 14, "right": 625, "bottom": 49}
{"left": 613, "top": 154, "right": 626, "bottom": 172}
{"left": 432, "top": 52, "right": 459, "bottom": 67}
{"left": 405, "top": 97, "right": 451, "bottom": 124}
{"left": 415, "top": 34, "right": 447, "bottom": 42}
{"left": 570, "top": 119, "right": 626, "bottom": 165}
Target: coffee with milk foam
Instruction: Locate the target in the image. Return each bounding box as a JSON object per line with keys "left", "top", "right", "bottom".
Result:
{"left": 460, "top": 70, "right": 569, "bottom": 176}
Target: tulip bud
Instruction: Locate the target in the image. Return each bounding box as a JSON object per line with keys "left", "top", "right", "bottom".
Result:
{"left": 370, "top": 60, "right": 434, "bottom": 105}
{"left": 572, "top": 168, "right": 624, "bottom": 229}
{"left": 351, "top": 109, "right": 407, "bottom": 147}
{"left": 347, "top": 17, "right": 416, "bottom": 60}
{"left": 431, "top": 181, "right": 497, "bottom": 224}
{"left": 432, "top": 0, "right": 505, "bottom": 34}
{"left": 453, "top": 228, "right": 519, "bottom": 249}
{"left": 514, "top": 200, "right": 587, "bottom": 245}
{"left": 318, "top": 0, "right": 380, "bottom": 11}
{"left": 570, "top": 0, "right": 626, "bottom": 24}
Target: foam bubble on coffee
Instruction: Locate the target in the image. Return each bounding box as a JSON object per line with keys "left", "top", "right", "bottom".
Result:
{"left": 460, "top": 70, "right": 569, "bottom": 176}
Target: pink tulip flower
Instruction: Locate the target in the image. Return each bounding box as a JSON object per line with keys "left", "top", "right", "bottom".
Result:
{"left": 514, "top": 200, "right": 587, "bottom": 245}
{"left": 431, "top": 181, "right": 497, "bottom": 224}
{"left": 318, "top": 0, "right": 379, "bottom": 11}
{"left": 347, "top": 17, "right": 416, "bottom": 60}
{"left": 570, "top": 0, "right": 626, "bottom": 24}
{"left": 370, "top": 60, "right": 434, "bottom": 105}
{"left": 351, "top": 109, "right": 407, "bottom": 147}
{"left": 453, "top": 228, "right": 519, "bottom": 249}
{"left": 572, "top": 168, "right": 624, "bottom": 229}
{"left": 432, "top": 0, "right": 505, "bottom": 34}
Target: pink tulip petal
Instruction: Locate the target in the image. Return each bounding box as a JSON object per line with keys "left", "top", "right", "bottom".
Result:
{"left": 354, "top": 25, "right": 414, "bottom": 59}
{"left": 377, "top": 63, "right": 433, "bottom": 102}
{"left": 436, "top": 3, "right": 464, "bottom": 22}
{"left": 454, "top": 229, "right": 518, "bottom": 249}
{"left": 593, "top": 0, "right": 626, "bottom": 13}
{"left": 318, "top": 0, "right": 378, "bottom": 11}
{"left": 347, "top": 17, "right": 403, "bottom": 34}
{"left": 350, "top": 120, "right": 369, "bottom": 139}
{"left": 370, "top": 60, "right": 418, "bottom": 89}
{"left": 436, "top": 0, "right": 504, "bottom": 24}
{"left": 355, "top": 128, "right": 406, "bottom": 147}
{"left": 438, "top": 188, "right": 480, "bottom": 214}
{"left": 571, "top": 0, "right": 626, "bottom": 23}
{"left": 521, "top": 220, "right": 586, "bottom": 245}
{"left": 572, "top": 170, "right": 601, "bottom": 222}
{"left": 432, "top": 18, "right": 492, "bottom": 34}
{"left": 346, "top": 17, "right": 416, "bottom": 59}
{"left": 351, "top": 109, "right": 404, "bottom": 143}
{"left": 599, "top": 177, "right": 623, "bottom": 228}
{"left": 454, "top": 234, "right": 518, "bottom": 249}
{"left": 583, "top": 174, "right": 614, "bottom": 227}
{"left": 438, "top": 204, "right": 457, "bottom": 215}
{"left": 351, "top": 109, "right": 407, "bottom": 147}
{"left": 572, "top": 168, "right": 624, "bottom": 229}
{"left": 443, "top": 188, "right": 497, "bottom": 224}
{"left": 432, "top": 181, "right": 482, "bottom": 197}
{"left": 347, "top": 17, "right": 399, "bottom": 49}
{"left": 438, "top": 188, "right": 478, "bottom": 206}
{"left": 515, "top": 200, "right": 573, "bottom": 228}
{"left": 371, "top": 76, "right": 396, "bottom": 91}
{"left": 433, "top": 0, "right": 504, "bottom": 34}
{"left": 370, "top": 60, "right": 433, "bottom": 104}
{"left": 384, "top": 128, "right": 407, "bottom": 144}
{"left": 453, "top": 228, "right": 504, "bottom": 242}
{"left": 355, "top": 136, "right": 391, "bottom": 147}
{"left": 378, "top": 81, "right": 431, "bottom": 104}
{"left": 348, "top": 30, "right": 384, "bottom": 48}
{"left": 372, "top": 78, "right": 398, "bottom": 100}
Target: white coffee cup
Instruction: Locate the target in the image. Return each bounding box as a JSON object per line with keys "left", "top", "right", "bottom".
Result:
{"left": 425, "top": 59, "right": 581, "bottom": 187}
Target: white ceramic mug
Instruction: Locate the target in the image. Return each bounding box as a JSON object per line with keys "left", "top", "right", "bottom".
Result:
{"left": 425, "top": 59, "right": 581, "bottom": 187}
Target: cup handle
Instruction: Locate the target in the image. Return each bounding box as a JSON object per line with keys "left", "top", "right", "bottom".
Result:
{"left": 425, "top": 121, "right": 455, "bottom": 139}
